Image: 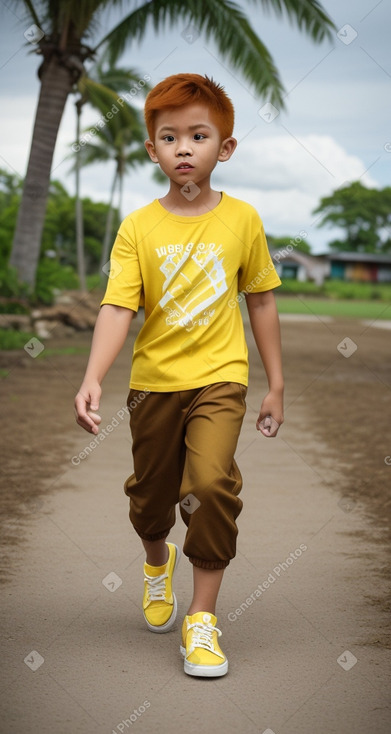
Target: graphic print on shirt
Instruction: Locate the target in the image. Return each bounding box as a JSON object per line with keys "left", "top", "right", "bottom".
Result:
{"left": 158, "top": 243, "right": 227, "bottom": 331}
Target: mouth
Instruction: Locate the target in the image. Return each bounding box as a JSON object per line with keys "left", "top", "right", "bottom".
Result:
{"left": 176, "top": 163, "right": 194, "bottom": 170}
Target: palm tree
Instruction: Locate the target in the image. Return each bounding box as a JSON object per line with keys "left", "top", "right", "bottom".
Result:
{"left": 73, "top": 103, "right": 148, "bottom": 273}
{"left": 9, "top": 0, "right": 335, "bottom": 289}
{"left": 73, "top": 62, "right": 150, "bottom": 290}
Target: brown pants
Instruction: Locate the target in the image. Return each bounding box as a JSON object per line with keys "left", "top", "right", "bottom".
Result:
{"left": 124, "top": 382, "right": 247, "bottom": 569}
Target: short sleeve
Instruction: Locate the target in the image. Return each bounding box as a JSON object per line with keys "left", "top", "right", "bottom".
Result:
{"left": 100, "top": 221, "right": 143, "bottom": 311}
{"left": 238, "top": 217, "right": 281, "bottom": 293}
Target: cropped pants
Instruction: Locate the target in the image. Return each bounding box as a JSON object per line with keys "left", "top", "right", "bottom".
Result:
{"left": 124, "top": 382, "right": 247, "bottom": 569}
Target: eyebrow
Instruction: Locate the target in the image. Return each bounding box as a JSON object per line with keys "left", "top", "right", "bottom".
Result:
{"left": 158, "top": 123, "right": 213, "bottom": 132}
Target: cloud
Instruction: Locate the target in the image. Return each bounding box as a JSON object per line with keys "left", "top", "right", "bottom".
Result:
{"left": 211, "top": 134, "right": 379, "bottom": 249}
{"left": 215, "top": 134, "right": 378, "bottom": 196}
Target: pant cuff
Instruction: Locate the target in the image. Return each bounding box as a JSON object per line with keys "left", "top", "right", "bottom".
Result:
{"left": 188, "top": 556, "right": 231, "bottom": 570}
{"left": 133, "top": 527, "right": 171, "bottom": 542}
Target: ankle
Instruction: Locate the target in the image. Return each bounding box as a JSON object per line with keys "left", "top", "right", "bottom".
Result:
{"left": 145, "top": 543, "right": 169, "bottom": 567}
{"left": 187, "top": 605, "right": 216, "bottom": 616}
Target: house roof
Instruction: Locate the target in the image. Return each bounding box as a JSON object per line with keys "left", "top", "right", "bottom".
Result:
{"left": 317, "top": 252, "right": 391, "bottom": 265}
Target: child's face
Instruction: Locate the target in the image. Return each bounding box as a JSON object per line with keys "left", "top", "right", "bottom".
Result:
{"left": 145, "top": 103, "right": 236, "bottom": 186}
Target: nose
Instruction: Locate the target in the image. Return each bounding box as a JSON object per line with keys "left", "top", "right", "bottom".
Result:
{"left": 176, "top": 138, "right": 192, "bottom": 156}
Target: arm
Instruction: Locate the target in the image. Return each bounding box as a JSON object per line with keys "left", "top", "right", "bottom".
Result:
{"left": 74, "top": 304, "right": 135, "bottom": 434}
{"left": 245, "top": 289, "right": 284, "bottom": 437}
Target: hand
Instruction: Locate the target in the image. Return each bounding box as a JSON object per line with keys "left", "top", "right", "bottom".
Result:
{"left": 74, "top": 381, "right": 102, "bottom": 434}
{"left": 256, "top": 391, "right": 284, "bottom": 437}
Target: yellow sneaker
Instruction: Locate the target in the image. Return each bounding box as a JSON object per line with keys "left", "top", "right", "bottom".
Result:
{"left": 143, "top": 543, "right": 180, "bottom": 633}
{"left": 180, "top": 612, "right": 228, "bottom": 677}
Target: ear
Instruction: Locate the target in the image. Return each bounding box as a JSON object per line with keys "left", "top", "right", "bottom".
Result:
{"left": 218, "top": 137, "right": 237, "bottom": 163}
{"left": 145, "top": 139, "right": 159, "bottom": 163}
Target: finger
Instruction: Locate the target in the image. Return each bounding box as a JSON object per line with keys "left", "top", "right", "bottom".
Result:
{"left": 87, "top": 410, "right": 102, "bottom": 426}
{"left": 75, "top": 413, "right": 99, "bottom": 434}
{"left": 74, "top": 396, "right": 99, "bottom": 433}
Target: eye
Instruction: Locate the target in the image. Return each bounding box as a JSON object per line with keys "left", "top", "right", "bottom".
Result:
{"left": 163, "top": 135, "right": 175, "bottom": 142}
{"left": 194, "top": 133, "right": 206, "bottom": 141}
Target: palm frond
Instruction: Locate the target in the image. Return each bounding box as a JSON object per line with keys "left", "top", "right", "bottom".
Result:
{"left": 20, "top": 0, "right": 42, "bottom": 27}
{"left": 95, "top": 0, "right": 334, "bottom": 105}
{"left": 77, "top": 77, "right": 145, "bottom": 138}
{"left": 247, "top": 0, "right": 336, "bottom": 41}
{"left": 95, "top": 0, "right": 283, "bottom": 104}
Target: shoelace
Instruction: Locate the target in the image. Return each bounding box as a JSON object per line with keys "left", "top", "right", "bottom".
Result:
{"left": 188, "top": 621, "right": 222, "bottom": 653}
{"left": 144, "top": 572, "right": 168, "bottom": 602}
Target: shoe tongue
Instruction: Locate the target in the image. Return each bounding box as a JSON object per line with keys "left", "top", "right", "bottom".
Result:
{"left": 190, "top": 611, "right": 217, "bottom": 626}
{"left": 144, "top": 561, "right": 166, "bottom": 577}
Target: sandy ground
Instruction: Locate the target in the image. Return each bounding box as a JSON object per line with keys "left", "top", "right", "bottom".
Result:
{"left": 0, "top": 306, "right": 390, "bottom": 733}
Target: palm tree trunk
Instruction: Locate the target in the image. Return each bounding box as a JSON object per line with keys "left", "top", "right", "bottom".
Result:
{"left": 9, "top": 57, "right": 74, "bottom": 288}
{"left": 75, "top": 100, "right": 87, "bottom": 292}
{"left": 100, "top": 169, "right": 118, "bottom": 275}
{"left": 118, "top": 168, "right": 124, "bottom": 222}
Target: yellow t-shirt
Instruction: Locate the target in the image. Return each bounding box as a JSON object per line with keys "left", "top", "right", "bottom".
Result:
{"left": 101, "top": 193, "right": 281, "bottom": 391}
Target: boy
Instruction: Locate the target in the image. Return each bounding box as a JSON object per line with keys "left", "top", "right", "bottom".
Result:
{"left": 75, "top": 73, "right": 284, "bottom": 678}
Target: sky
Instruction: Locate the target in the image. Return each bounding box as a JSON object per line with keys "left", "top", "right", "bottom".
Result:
{"left": 0, "top": 0, "right": 390, "bottom": 253}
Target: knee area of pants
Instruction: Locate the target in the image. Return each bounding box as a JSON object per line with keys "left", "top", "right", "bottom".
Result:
{"left": 180, "top": 480, "right": 238, "bottom": 509}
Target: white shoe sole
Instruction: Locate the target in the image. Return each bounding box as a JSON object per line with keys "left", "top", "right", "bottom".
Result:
{"left": 143, "top": 544, "right": 181, "bottom": 634}
{"left": 180, "top": 645, "right": 228, "bottom": 677}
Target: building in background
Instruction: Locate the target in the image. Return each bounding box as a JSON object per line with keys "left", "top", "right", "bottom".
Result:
{"left": 270, "top": 249, "right": 391, "bottom": 285}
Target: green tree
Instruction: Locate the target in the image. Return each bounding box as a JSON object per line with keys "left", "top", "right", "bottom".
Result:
{"left": 8, "top": 0, "right": 335, "bottom": 289}
{"left": 0, "top": 169, "right": 119, "bottom": 300}
{"left": 73, "top": 61, "right": 150, "bottom": 290}
{"left": 75, "top": 105, "right": 147, "bottom": 272}
{"left": 267, "top": 234, "right": 311, "bottom": 254}
{"left": 313, "top": 181, "right": 391, "bottom": 253}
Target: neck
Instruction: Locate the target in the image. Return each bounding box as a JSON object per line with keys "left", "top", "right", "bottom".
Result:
{"left": 159, "top": 180, "right": 222, "bottom": 215}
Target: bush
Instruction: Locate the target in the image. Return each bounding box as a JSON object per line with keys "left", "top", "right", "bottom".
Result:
{"left": 0, "top": 300, "right": 30, "bottom": 314}
{"left": 278, "top": 279, "right": 323, "bottom": 296}
{"left": 0, "top": 265, "right": 30, "bottom": 300}
{"left": 34, "top": 259, "right": 79, "bottom": 304}
{"left": 323, "top": 280, "right": 391, "bottom": 301}
{"left": 278, "top": 278, "right": 391, "bottom": 302}
{"left": 86, "top": 273, "right": 104, "bottom": 291}
{"left": 0, "top": 328, "right": 34, "bottom": 350}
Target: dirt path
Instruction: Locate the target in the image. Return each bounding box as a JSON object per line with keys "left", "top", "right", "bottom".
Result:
{"left": 0, "top": 313, "right": 390, "bottom": 733}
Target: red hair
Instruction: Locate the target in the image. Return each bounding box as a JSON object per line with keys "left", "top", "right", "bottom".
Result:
{"left": 144, "top": 73, "right": 234, "bottom": 141}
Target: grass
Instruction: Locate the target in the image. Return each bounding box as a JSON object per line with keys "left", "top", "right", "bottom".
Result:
{"left": 0, "top": 329, "right": 90, "bottom": 354}
{"left": 278, "top": 279, "right": 391, "bottom": 301}
{"left": 38, "top": 346, "right": 90, "bottom": 358}
{"left": 276, "top": 296, "right": 391, "bottom": 319}
{"left": 0, "top": 329, "right": 34, "bottom": 350}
